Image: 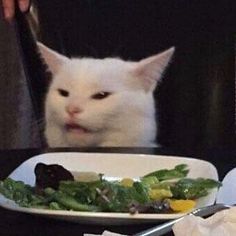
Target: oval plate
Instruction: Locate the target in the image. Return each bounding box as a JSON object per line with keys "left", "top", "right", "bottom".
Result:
{"left": 0, "top": 152, "right": 218, "bottom": 225}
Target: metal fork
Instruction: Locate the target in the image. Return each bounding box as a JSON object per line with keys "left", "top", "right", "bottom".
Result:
{"left": 133, "top": 203, "right": 231, "bottom": 236}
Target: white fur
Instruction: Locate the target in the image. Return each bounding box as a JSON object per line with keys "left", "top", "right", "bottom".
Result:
{"left": 38, "top": 43, "right": 174, "bottom": 147}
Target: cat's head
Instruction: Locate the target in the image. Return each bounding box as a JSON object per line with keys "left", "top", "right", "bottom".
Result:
{"left": 38, "top": 42, "right": 174, "bottom": 147}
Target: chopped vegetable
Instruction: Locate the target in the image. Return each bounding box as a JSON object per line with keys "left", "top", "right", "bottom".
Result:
{"left": 0, "top": 164, "right": 221, "bottom": 214}
{"left": 44, "top": 187, "right": 100, "bottom": 212}
{"left": 168, "top": 199, "right": 196, "bottom": 212}
{"left": 144, "top": 164, "right": 189, "bottom": 181}
{"left": 35, "top": 163, "right": 74, "bottom": 191}
{"left": 149, "top": 189, "right": 173, "bottom": 200}
{"left": 141, "top": 176, "right": 159, "bottom": 187}
{"left": 120, "top": 178, "right": 134, "bottom": 187}
{"left": 0, "top": 178, "right": 48, "bottom": 208}
{"left": 171, "top": 178, "right": 222, "bottom": 199}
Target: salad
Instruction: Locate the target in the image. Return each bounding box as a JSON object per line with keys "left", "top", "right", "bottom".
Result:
{"left": 0, "top": 163, "right": 221, "bottom": 214}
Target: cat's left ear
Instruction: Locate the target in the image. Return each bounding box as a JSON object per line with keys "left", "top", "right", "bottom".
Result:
{"left": 37, "top": 42, "right": 69, "bottom": 75}
{"left": 131, "top": 47, "right": 175, "bottom": 92}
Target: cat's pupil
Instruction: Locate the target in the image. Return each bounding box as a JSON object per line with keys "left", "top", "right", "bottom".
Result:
{"left": 92, "top": 92, "right": 111, "bottom": 100}
{"left": 58, "top": 89, "right": 69, "bottom": 97}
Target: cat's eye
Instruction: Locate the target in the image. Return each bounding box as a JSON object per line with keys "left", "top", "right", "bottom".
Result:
{"left": 58, "top": 89, "right": 69, "bottom": 97}
{"left": 91, "top": 92, "right": 111, "bottom": 100}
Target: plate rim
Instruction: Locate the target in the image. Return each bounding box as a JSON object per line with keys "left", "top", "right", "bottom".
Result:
{"left": 9, "top": 151, "right": 219, "bottom": 172}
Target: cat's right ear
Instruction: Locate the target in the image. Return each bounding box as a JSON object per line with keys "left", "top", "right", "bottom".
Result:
{"left": 37, "top": 42, "right": 69, "bottom": 75}
{"left": 130, "top": 47, "right": 175, "bottom": 92}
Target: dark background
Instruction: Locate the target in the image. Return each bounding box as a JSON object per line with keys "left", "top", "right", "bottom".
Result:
{"left": 17, "top": 0, "right": 236, "bottom": 151}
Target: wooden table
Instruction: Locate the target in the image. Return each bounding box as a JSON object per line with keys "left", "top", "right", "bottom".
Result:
{"left": 0, "top": 147, "right": 235, "bottom": 236}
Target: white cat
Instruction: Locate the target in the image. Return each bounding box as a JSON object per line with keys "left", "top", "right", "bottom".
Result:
{"left": 37, "top": 43, "right": 174, "bottom": 147}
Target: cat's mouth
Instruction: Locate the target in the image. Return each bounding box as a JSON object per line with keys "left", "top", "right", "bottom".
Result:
{"left": 65, "top": 123, "right": 91, "bottom": 135}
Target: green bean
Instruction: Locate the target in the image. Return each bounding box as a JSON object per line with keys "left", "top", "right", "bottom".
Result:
{"left": 52, "top": 191, "right": 101, "bottom": 212}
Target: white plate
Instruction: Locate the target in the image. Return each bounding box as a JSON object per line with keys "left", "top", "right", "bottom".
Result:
{"left": 0, "top": 152, "right": 218, "bottom": 225}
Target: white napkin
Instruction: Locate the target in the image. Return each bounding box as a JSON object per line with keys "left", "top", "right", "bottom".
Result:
{"left": 173, "top": 207, "right": 236, "bottom": 236}
{"left": 84, "top": 230, "right": 127, "bottom": 236}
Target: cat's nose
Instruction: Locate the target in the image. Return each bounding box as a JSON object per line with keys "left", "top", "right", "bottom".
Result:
{"left": 66, "top": 105, "right": 82, "bottom": 116}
